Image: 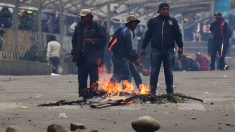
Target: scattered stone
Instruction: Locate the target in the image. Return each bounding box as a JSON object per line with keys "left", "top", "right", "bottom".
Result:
{"left": 218, "top": 122, "right": 222, "bottom": 124}
{"left": 73, "top": 130, "right": 86, "bottom": 132}
{"left": 225, "top": 123, "right": 232, "bottom": 126}
{"left": 6, "top": 125, "right": 22, "bottom": 132}
{"left": 191, "top": 117, "right": 197, "bottom": 120}
{"left": 58, "top": 113, "right": 67, "bottom": 119}
{"left": 113, "top": 121, "right": 117, "bottom": 124}
{"left": 218, "top": 127, "right": 222, "bottom": 130}
{"left": 70, "top": 123, "right": 86, "bottom": 131}
{"left": 90, "top": 130, "right": 99, "bottom": 132}
{"left": 225, "top": 115, "right": 228, "bottom": 117}
{"left": 131, "top": 116, "right": 160, "bottom": 132}
{"left": 47, "top": 124, "right": 67, "bottom": 132}
{"left": 174, "top": 123, "right": 178, "bottom": 126}
{"left": 210, "top": 102, "right": 214, "bottom": 105}
{"left": 28, "top": 119, "right": 31, "bottom": 122}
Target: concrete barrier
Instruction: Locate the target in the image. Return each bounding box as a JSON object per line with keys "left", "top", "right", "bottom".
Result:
{"left": 0, "top": 60, "right": 52, "bottom": 75}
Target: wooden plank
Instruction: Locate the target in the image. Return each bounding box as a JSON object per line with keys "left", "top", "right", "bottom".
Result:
{"left": 90, "top": 95, "right": 134, "bottom": 109}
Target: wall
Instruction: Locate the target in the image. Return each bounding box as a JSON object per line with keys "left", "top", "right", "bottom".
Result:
{"left": 0, "top": 60, "right": 52, "bottom": 75}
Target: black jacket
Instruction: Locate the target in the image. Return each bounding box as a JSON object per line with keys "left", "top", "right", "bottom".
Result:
{"left": 210, "top": 19, "right": 231, "bottom": 41}
{"left": 71, "top": 21, "right": 107, "bottom": 64}
{"left": 142, "top": 15, "right": 183, "bottom": 50}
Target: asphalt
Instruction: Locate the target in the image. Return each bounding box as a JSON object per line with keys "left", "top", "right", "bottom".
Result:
{"left": 0, "top": 70, "right": 235, "bottom": 132}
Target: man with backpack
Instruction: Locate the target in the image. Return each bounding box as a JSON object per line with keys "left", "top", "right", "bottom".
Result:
{"left": 109, "top": 15, "right": 142, "bottom": 87}
{"left": 141, "top": 3, "right": 183, "bottom": 100}
{"left": 71, "top": 9, "right": 107, "bottom": 99}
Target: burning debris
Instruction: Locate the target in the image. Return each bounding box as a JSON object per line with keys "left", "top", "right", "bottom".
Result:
{"left": 39, "top": 72, "right": 203, "bottom": 108}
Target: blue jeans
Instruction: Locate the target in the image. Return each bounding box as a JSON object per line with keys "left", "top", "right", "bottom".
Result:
{"left": 150, "top": 49, "right": 174, "bottom": 95}
{"left": 129, "top": 62, "right": 142, "bottom": 88}
{"left": 49, "top": 57, "right": 60, "bottom": 73}
{"left": 111, "top": 54, "right": 131, "bottom": 83}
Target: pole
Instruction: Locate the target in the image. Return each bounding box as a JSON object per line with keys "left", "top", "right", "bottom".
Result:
{"left": 81, "top": 0, "right": 86, "bottom": 9}
{"left": 13, "top": 0, "right": 20, "bottom": 59}
{"left": 107, "top": 3, "right": 111, "bottom": 34}
{"left": 59, "top": 0, "right": 64, "bottom": 51}
{"left": 37, "top": 0, "right": 43, "bottom": 48}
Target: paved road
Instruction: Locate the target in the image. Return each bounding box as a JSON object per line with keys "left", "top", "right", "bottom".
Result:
{"left": 0, "top": 71, "right": 234, "bottom": 132}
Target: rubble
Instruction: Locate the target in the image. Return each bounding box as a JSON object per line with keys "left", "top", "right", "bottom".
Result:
{"left": 6, "top": 125, "right": 22, "bottom": 132}
{"left": 47, "top": 124, "right": 68, "bottom": 132}
{"left": 131, "top": 116, "right": 160, "bottom": 132}
{"left": 58, "top": 113, "right": 67, "bottom": 119}
{"left": 70, "top": 123, "right": 86, "bottom": 131}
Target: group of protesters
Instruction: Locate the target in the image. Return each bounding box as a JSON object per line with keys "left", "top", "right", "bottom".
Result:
{"left": 71, "top": 3, "right": 183, "bottom": 101}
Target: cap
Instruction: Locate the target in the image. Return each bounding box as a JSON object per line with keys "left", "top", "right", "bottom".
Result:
{"left": 214, "top": 12, "right": 222, "bottom": 17}
{"left": 79, "top": 9, "right": 93, "bottom": 17}
{"left": 158, "top": 3, "right": 169, "bottom": 13}
{"left": 196, "top": 52, "right": 201, "bottom": 56}
{"left": 126, "top": 15, "right": 140, "bottom": 24}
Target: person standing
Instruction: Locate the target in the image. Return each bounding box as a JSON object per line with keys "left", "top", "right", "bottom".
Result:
{"left": 110, "top": 15, "right": 142, "bottom": 88}
{"left": 141, "top": 3, "right": 183, "bottom": 99}
{"left": 46, "top": 35, "right": 61, "bottom": 74}
{"left": 210, "top": 12, "right": 231, "bottom": 70}
{"left": 71, "top": 9, "right": 107, "bottom": 99}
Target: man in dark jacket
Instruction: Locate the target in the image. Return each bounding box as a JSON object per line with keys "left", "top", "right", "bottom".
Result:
{"left": 141, "top": 3, "right": 183, "bottom": 98}
{"left": 71, "top": 9, "right": 107, "bottom": 99}
{"left": 210, "top": 12, "right": 231, "bottom": 70}
{"left": 110, "top": 15, "right": 141, "bottom": 86}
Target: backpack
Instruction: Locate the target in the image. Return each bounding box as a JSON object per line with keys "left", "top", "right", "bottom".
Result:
{"left": 108, "top": 28, "right": 122, "bottom": 52}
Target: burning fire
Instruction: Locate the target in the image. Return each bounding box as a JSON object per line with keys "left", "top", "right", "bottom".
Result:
{"left": 97, "top": 65, "right": 150, "bottom": 97}
{"left": 97, "top": 75, "right": 150, "bottom": 96}
{"left": 138, "top": 84, "right": 151, "bottom": 95}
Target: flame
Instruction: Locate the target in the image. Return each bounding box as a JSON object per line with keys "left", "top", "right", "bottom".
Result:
{"left": 98, "top": 76, "right": 150, "bottom": 96}
{"left": 98, "top": 66, "right": 103, "bottom": 73}
{"left": 138, "top": 84, "right": 151, "bottom": 95}
{"left": 96, "top": 66, "right": 150, "bottom": 97}
{"left": 122, "top": 80, "right": 135, "bottom": 94}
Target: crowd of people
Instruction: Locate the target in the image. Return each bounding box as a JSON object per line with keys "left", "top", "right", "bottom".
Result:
{"left": 0, "top": 6, "right": 78, "bottom": 34}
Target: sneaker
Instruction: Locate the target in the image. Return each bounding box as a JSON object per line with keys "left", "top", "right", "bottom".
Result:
{"left": 148, "top": 93, "right": 156, "bottom": 102}
{"left": 224, "top": 65, "right": 229, "bottom": 70}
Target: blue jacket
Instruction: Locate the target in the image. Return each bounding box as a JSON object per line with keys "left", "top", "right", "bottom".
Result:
{"left": 113, "top": 26, "right": 138, "bottom": 62}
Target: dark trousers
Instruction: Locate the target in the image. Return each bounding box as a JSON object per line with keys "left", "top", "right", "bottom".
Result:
{"left": 150, "top": 49, "right": 174, "bottom": 95}
{"left": 49, "top": 57, "right": 60, "bottom": 73}
{"left": 111, "top": 54, "right": 131, "bottom": 83}
{"left": 210, "top": 39, "right": 228, "bottom": 70}
{"left": 129, "top": 62, "right": 142, "bottom": 88}
{"left": 77, "top": 57, "right": 99, "bottom": 97}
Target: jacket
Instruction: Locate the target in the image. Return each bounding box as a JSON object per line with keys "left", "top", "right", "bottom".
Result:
{"left": 71, "top": 21, "right": 107, "bottom": 64}
{"left": 113, "top": 26, "right": 138, "bottom": 62}
{"left": 142, "top": 15, "right": 183, "bottom": 50}
{"left": 210, "top": 19, "right": 231, "bottom": 41}
{"left": 47, "top": 41, "right": 61, "bottom": 58}
{"left": 195, "top": 55, "right": 209, "bottom": 71}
